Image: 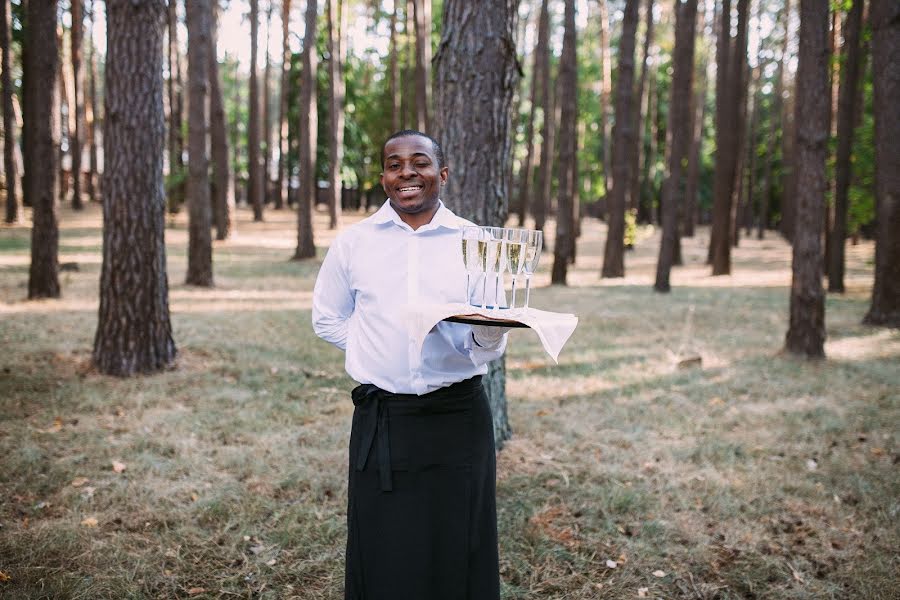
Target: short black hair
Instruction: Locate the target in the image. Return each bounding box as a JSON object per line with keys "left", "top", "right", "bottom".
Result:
{"left": 381, "top": 129, "right": 446, "bottom": 170}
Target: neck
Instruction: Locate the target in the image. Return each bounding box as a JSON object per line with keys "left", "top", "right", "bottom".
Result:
{"left": 393, "top": 202, "right": 440, "bottom": 231}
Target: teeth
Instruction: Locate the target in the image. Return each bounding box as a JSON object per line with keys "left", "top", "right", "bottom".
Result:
{"left": 399, "top": 186, "right": 422, "bottom": 192}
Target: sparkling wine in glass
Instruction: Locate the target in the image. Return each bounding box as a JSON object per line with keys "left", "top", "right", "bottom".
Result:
{"left": 505, "top": 228, "right": 527, "bottom": 308}
{"left": 522, "top": 229, "right": 543, "bottom": 311}
{"left": 461, "top": 226, "right": 482, "bottom": 305}
{"left": 484, "top": 227, "right": 506, "bottom": 309}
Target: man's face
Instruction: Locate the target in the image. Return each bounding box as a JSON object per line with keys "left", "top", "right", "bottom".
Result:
{"left": 381, "top": 135, "right": 448, "bottom": 218}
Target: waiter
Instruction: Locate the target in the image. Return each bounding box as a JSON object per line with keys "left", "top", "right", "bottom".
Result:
{"left": 312, "top": 130, "right": 509, "bottom": 600}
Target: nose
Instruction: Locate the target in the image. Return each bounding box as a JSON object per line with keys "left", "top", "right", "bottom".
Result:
{"left": 400, "top": 163, "right": 417, "bottom": 177}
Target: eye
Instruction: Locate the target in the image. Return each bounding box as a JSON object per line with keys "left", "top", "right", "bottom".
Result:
{"left": 388, "top": 163, "right": 400, "bottom": 169}
{"left": 415, "top": 162, "right": 429, "bottom": 168}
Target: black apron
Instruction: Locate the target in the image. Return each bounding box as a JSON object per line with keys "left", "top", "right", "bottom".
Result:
{"left": 345, "top": 376, "right": 500, "bottom": 600}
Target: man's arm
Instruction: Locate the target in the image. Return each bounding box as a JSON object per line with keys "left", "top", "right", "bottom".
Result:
{"left": 312, "top": 239, "right": 353, "bottom": 350}
{"left": 467, "top": 324, "right": 510, "bottom": 366}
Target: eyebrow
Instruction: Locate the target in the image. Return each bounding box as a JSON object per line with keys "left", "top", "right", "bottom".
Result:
{"left": 385, "top": 152, "right": 431, "bottom": 160}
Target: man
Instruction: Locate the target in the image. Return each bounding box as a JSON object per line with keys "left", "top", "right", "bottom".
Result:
{"left": 312, "top": 130, "right": 509, "bottom": 599}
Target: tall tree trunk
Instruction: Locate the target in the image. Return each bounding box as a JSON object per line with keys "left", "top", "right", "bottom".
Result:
{"left": 533, "top": 39, "right": 554, "bottom": 232}
{"left": 262, "top": 0, "right": 273, "bottom": 206}
{"left": 785, "top": 0, "right": 829, "bottom": 358}
{"left": 86, "top": 0, "right": 99, "bottom": 204}
{"left": 434, "top": 0, "right": 519, "bottom": 447}
{"left": 210, "top": 0, "right": 232, "bottom": 241}
{"left": 94, "top": 0, "right": 176, "bottom": 376}
{"left": 760, "top": 0, "right": 790, "bottom": 240}
{"left": 185, "top": 0, "right": 213, "bottom": 286}
{"left": 389, "top": 0, "right": 400, "bottom": 132}
{"left": 655, "top": 0, "right": 697, "bottom": 292}
{"left": 827, "top": 0, "right": 863, "bottom": 293}
{"left": 58, "top": 26, "right": 70, "bottom": 206}
{"left": 551, "top": 0, "right": 577, "bottom": 285}
{"left": 276, "top": 0, "right": 291, "bottom": 210}
{"left": 327, "top": 0, "right": 345, "bottom": 229}
{"left": 599, "top": 0, "right": 613, "bottom": 200}
{"left": 683, "top": 0, "right": 710, "bottom": 238}
{"left": 167, "top": 0, "right": 185, "bottom": 213}
{"left": 863, "top": 0, "right": 900, "bottom": 326}
{"left": 412, "top": 0, "right": 431, "bottom": 131}
{"left": 248, "top": 0, "right": 263, "bottom": 220}
{"left": 710, "top": 0, "right": 749, "bottom": 275}
{"left": 293, "top": 0, "right": 318, "bottom": 260}
{"left": 515, "top": 0, "right": 549, "bottom": 226}
{"left": 780, "top": 1, "right": 797, "bottom": 240}
{"left": 70, "top": 0, "right": 84, "bottom": 210}
{"left": 602, "top": 0, "right": 640, "bottom": 278}
{"left": 2, "top": 0, "right": 17, "bottom": 223}
{"left": 631, "top": 0, "right": 655, "bottom": 219}
{"left": 26, "top": 0, "right": 61, "bottom": 299}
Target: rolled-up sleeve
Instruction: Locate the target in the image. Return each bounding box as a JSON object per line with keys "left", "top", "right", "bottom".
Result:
{"left": 312, "top": 238, "right": 353, "bottom": 351}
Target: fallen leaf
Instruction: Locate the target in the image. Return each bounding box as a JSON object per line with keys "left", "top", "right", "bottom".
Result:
{"left": 805, "top": 459, "right": 818, "bottom": 471}
{"left": 652, "top": 569, "right": 666, "bottom": 577}
{"left": 81, "top": 517, "right": 99, "bottom": 527}
{"left": 606, "top": 559, "right": 618, "bottom": 569}
{"left": 266, "top": 559, "right": 277, "bottom": 566}
{"left": 270, "top": 366, "right": 279, "bottom": 375}
{"left": 81, "top": 486, "right": 96, "bottom": 498}
{"left": 250, "top": 544, "right": 266, "bottom": 555}
{"left": 708, "top": 396, "right": 724, "bottom": 407}
{"left": 112, "top": 461, "right": 127, "bottom": 473}
{"left": 188, "top": 587, "right": 206, "bottom": 596}
{"left": 44, "top": 417, "right": 64, "bottom": 433}
{"left": 190, "top": 492, "right": 199, "bottom": 502}
{"left": 0, "top": 570, "right": 10, "bottom": 582}
{"left": 638, "top": 588, "right": 649, "bottom": 598}
{"left": 71, "top": 477, "right": 90, "bottom": 487}
{"left": 870, "top": 447, "right": 885, "bottom": 456}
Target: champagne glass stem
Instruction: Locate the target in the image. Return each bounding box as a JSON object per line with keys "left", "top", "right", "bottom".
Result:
{"left": 495, "top": 273, "right": 501, "bottom": 309}
{"left": 465, "top": 273, "right": 471, "bottom": 305}
{"left": 524, "top": 275, "right": 532, "bottom": 311}
{"left": 511, "top": 277, "right": 517, "bottom": 309}
{"left": 481, "top": 272, "right": 488, "bottom": 309}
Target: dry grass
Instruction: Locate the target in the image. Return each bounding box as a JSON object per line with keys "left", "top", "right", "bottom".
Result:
{"left": 1, "top": 204, "right": 897, "bottom": 599}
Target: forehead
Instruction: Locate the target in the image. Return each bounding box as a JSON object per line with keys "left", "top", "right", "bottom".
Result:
{"left": 383, "top": 136, "right": 436, "bottom": 162}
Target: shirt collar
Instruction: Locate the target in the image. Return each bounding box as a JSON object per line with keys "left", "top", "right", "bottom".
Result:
{"left": 371, "top": 200, "right": 466, "bottom": 232}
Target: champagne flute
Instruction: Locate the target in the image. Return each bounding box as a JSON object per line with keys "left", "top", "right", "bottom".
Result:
{"left": 504, "top": 228, "right": 527, "bottom": 309}
{"left": 489, "top": 226, "right": 507, "bottom": 309}
{"left": 461, "top": 226, "right": 482, "bottom": 305}
{"left": 522, "top": 229, "right": 543, "bottom": 311}
{"left": 481, "top": 227, "right": 503, "bottom": 309}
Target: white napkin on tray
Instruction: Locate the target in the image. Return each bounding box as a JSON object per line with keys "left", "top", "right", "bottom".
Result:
{"left": 407, "top": 302, "right": 578, "bottom": 363}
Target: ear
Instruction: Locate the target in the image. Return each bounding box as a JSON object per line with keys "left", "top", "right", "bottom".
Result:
{"left": 439, "top": 167, "right": 449, "bottom": 185}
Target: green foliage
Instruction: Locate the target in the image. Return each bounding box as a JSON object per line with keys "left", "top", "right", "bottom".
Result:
{"left": 848, "top": 70, "right": 875, "bottom": 236}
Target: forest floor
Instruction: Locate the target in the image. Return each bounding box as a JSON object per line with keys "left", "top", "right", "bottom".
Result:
{"left": 1, "top": 203, "right": 898, "bottom": 600}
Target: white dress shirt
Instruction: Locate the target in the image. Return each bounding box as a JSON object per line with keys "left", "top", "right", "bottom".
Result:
{"left": 312, "top": 200, "right": 507, "bottom": 395}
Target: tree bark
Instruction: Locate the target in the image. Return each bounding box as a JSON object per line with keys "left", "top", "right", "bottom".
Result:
{"left": 2, "top": 0, "right": 17, "bottom": 223}
{"left": 412, "top": 0, "right": 431, "bottom": 131}
{"left": 70, "top": 0, "right": 84, "bottom": 210}
{"left": 167, "top": 0, "right": 185, "bottom": 213}
{"left": 709, "top": 0, "right": 749, "bottom": 275}
{"left": 863, "top": 0, "right": 900, "bottom": 327}
{"left": 389, "top": 0, "right": 400, "bottom": 132}
{"left": 185, "top": 0, "right": 213, "bottom": 286}
{"left": 551, "top": 0, "right": 577, "bottom": 286}
{"left": 276, "top": 0, "right": 291, "bottom": 210}
{"left": 785, "top": 0, "right": 829, "bottom": 358}
{"left": 327, "top": 0, "right": 346, "bottom": 230}
{"left": 248, "top": 0, "right": 263, "bottom": 220}
{"left": 655, "top": 0, "right": 697, "bottom": 292}
{"left": 515, "top": 0, "right": 548, "bottom": 227}
{"left": 602, "top": 0, "right": 640, "bottom": 278}
{"left": 533, "top": 5, "right": 554, "bottom": 233}
{"left": 94, "top": 0, "right": 176, "bottom": 376}
{"left": 827, "top": 0, "right": 863, "bottom": 293}
{"left": 293, "top": 0, "right": 318, "bottom": 260}
{"left": 86, "top": 0, "right": 99, "bottom": 204}
{"left": 760, "top": 0, "right": 790, "bottom": 240}
{"left": 780, "top": 2, "right": 797, "bottom": 241}
{"left": 683, "top": 0, "right": 710, "bottom": 238}
{"left": 599, "top": 0, "right": 613, "bottom": 200}
{"left": 434, "top": 0, "right": 519, "bottom": 447}
{"left": 209, "top": 0, "right": 232, "bottom": 241}
{"left": 631, "top": 0, "right": 655, "bottom": 220}
{"left": 262, "top": 0, "right": 273, "bottom": 206}
{"left": 26, "top": 0, "right": 61, "bottom": 299}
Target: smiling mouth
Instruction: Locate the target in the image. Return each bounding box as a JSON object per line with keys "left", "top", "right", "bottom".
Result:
{"left": 397, "top": 185, "right": 423, "bottom": 194}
